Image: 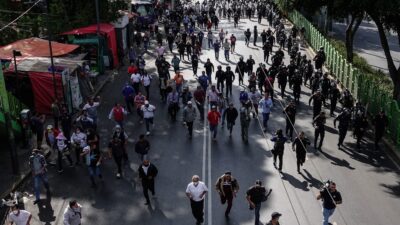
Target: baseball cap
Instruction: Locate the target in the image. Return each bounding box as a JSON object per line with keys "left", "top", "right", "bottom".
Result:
{"left": 271, "top": 212, "right": 282, "bottom": 219}
{"left": 187, "top": 101, "right": 192, "bottom": 104}
{"left": 145, "top": 100, "right": 149, "bottom": 104}
{"left": 212, "top": 105, "right": 217, "bottom": 109}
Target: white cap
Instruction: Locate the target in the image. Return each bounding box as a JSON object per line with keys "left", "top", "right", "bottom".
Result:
{"left": 187, "top": 101, "right": 192, "bottom": 104}
{"left": 145, "top": 100, "right": 149, "bottom": 104}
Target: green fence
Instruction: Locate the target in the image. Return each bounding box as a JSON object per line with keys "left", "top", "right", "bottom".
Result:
{"left": 284, "top": 9, "right": 400, "bottom": 150}
{"left": 0, "top": 92, "right": 25, "bottom": 133}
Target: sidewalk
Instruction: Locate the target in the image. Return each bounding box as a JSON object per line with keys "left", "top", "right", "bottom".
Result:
{"left": 0, "top": 70, "right": 111, "bottom": 222}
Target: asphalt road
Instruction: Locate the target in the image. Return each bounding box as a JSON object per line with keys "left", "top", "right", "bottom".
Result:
{"left": 18, "top": 15, "right": 400, "bottom": 225}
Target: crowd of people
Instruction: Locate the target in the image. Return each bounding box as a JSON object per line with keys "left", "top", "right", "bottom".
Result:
{"left": 9, "top": 0, "right": 391, "bottom": 225}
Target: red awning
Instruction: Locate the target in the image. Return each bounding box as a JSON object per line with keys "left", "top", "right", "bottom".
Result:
{"left": 0, "top": 37, "right": 79, "bottom": 60}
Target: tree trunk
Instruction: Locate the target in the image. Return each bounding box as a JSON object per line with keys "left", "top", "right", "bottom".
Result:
{"left": 345, "top": 16, "right": 356, "bottom": 63}
{"left": 372, "top": 15, "right": 400, "bottom": 101}
{"left": 345, "top": 14, "right": 363, "bottom": 63}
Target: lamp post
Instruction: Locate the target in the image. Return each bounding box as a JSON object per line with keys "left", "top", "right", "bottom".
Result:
{"left": 12, "top": 50, "right": 22, "bottom": 93}
{"left": 45, "top": 0, "right": 58, "bottom": 100}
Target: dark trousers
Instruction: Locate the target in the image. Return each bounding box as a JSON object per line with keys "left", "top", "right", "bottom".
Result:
{"left": 338, "top": 127, "right": 348, "bottom": 146}
{"left": 273, "top": 151, "right": 283, "bottom": 170}
{"left": 217, "top": 80, "right": 224, "bottom": 93}
{"left": 314, "top": 128, "right": 325, "bottom": 149}
{"left": 125, "top": 97, "right": 134, "bottom": 113}
{"left": 75, "top": 146, "right": 82, "bottom": 163}
{"left": 280, "top": 82, "right": 286, "bottom": 97}
{"left": 58, "top": 150, "right": 73, "bottom": 170}
{"left": 375, "top": 130, "right": 384, "bottom": 148}
{"left": 226, "top": 83, "right": 233, "bottom": 96}
{"left": 330, "top": 99, "right": 337, "bottom": 115}
{"left": 286, "top": 118, "right": 294, "bottom": 139}
{"left": 254, "top": 203, "right": 261, "bottom": 225}
{"left": 142, "top": 179, "right": 155, "bottom": 203}
{"left": 114, "top": 155, "right": 123, "bottom": 174}
{"left": 190, "top": 199, "right": 204, "bottom": 223}
{"left": 220, "top": 193, "right": 233, "bottom": 215}
{"left": 296, "top": 157, "right": 305, "bottom": 172}
{"left": 196, "top": 103, "right": 205, "bottom": 120}
{"left": 187, "top": 121, "right": 194, "bottom": 137}
{"left": 313, "top": 107, "right": 322, "bottom": 119}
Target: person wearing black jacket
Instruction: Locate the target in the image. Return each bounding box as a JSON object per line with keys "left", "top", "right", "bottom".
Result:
{"left": 246, "top": 180, "right": 271, "bottom": 225}
{"left": 244, "top": 28, "right": 251, "bottom": 46}
{"left": 329, "top": 83, "right": 340, "bottom": 117}
{"left": 373, "top": 110, "right": 389, "bottom": 150}
{"left": 313, "top": 111, "right": 326, "bottom": 150}
{"left": 224, "top": 66, "right": 235, "bottom": 97}
{"left": 135, "top": 134, "right": 150, "bottom": 160}
{"left": 246, "top": 55, "right": 256, "bottom": 76}
{"left": 292, "top": 131, "right": 310, "bottom": 173}
{"left": 283, "top": 101, "right": 296, "bottom": 140}
{"left": 236, "top": 57, "right": 247, "bottom": 85}
{"left": 223, "top": 103, "right": 239, "bottom": 137}
{"left": 334, "top": 108, "right": 352, "bottom": 149}
{"left": 270, "top": 129, "right": 288, "bottom": 172}
{"left": 138, "top": 158, "right": 158, "bottom": 205}
{"left": 256, "top": 64, "right": 266, "bottom": 94}
{"left": 309, "top": 91, "right": 324, "bottom": 119}
{"left": 215, "top": 66, "right": 226, "bottom": 93}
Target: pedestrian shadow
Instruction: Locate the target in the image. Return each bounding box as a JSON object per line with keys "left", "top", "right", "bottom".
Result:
{"left": 324, "top": 126, "right": 338, "bottom": 135}
{"left": 281, "top": 172, "right": 310, "bottom": 191}
{"left": 147, "top": 198, "right": 174, "bottom": 225}
{"left": 37, "top": 198, "right": 56, "bottom": 225}
{"left": 319, "top": 150, "right": 355, "bottom": 170}
{"left": 246, "top": 46, "right": 260, "bottom": 50}
{"left": 380, "top": 181, "right": 400, "bottom": 197}
{"left": 302, "top": 169, "right": 323, "bottom": 188}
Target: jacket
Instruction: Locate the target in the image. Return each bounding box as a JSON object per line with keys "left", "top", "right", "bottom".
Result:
{"left": 183, "top": 106, "right": 197, "bottom": 122}
{"left": 207, "top": 111, "right": 221, "bottom": 126}
{"left": 224, "top": 108, "right": 238, "bottom": 123}
{"left": 138, "top": 164, "right": 158, "bottom": 182}
{"left": 215, "top": 175, "right": 240, "bottom": 196}
{"left": 63, "top": 205, "right": 82, "bottom": 225}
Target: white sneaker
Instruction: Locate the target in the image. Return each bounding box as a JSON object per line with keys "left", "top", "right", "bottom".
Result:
{"left": 146, "top": 131, "right": 150, "bottom": 136}
{"left": 116, "top": 173, "right": 121, "bottom": 178}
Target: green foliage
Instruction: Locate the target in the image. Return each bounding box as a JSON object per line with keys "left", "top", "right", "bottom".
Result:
{"left": 328, "top": 38, "right": 393, "bottom": 91}
{"left": 0, "top": 0, "right": 129, "bottom": 45}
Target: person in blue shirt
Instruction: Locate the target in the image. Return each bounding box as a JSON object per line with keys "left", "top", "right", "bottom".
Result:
{"left": 270, "top": 129, "right": 288, "bottom": 172}
{"left": 239, "top": 87, "right": 251, "bottom": 110}
{"left": 259, "top": 92, "right": 273, "bottom": 132}
{"left": 198, "top": 71, "right": 209, "bottom": 91}
{"left": 122, "top": 82, "right": 135, "bottom": 113}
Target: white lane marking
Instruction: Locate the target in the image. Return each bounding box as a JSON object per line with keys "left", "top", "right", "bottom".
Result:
{"left": 207, "top": 123, "right": 212, "bottom": 225}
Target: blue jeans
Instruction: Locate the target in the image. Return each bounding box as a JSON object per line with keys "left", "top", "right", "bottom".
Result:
{"left": 33, "top": 174, "right": 49, "bottom": 200}
{"left": 145, "top": 117, "right": 154, "bottom": 132}
{"left": 262, "top": 112, "right": 270, "bottom": 129}
{"left": 224, "top": 50, "right": 229, "bottom": 60}
{"left": 323, "top": 207, "right": 335, "bottom": 225}
{"left": 210, "top": 124, "right": 218, "bottom": 138}
{"left": 254, "top": 203, "right": 261, "bottom": 225}
{"left": 88, "top": 165, "right": 101, "bottom": 177}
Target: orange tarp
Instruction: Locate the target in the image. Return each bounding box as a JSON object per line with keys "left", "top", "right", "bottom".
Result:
{"left": 0, "top": 37, "right": 79, "bottom": 60}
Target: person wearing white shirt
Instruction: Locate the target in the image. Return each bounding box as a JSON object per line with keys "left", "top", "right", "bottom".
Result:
{"left": 186, "top": 175, "right": 208, "bottom": 225}
{"left": 141, "top": 73, "right": 152, "bottom": 99}
{"left": 130, "top": 72, "right": 142, "bottom": 94}
{"left": 141, "top": 101, "right": 156, "bottom": 135}
{"left": 8, "top": 204, "right": 31, "bottom": 225}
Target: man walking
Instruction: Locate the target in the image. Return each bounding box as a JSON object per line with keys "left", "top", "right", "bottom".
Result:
{"left": 208, "top": 105, "right": 221, "bottom": 141}
{"left": 334, "top": 108, "right": 352, "bottom": 149}
{"left": 266, "top": 212, "right": 282, "bottom": 225}
{"left": 63, "top": 200, "right": 82, "bottom": 225}
{"left": 292, "top": 131, "right": 310, "bottom": 173}
{"left": 259, "top": 92, "right": 273, "bottom": 132}
{"left": 246, "top": 180, "right": 272, "bottom": 225}
{"left": 215, "top": 172, "right": 240, "bottom": 217}
{"left": 240, "top": 105, "right": 251, "bottom": 143}
{"left": 183, "top": 101, "right": 197, "bottom": 139}
{"left": 186, "top": 175, "right": 208, "bottom": 225}
{"left": 135, "top": 134, "right": 150, "bottom": 161}
{"left": 271, "top": 129, "right": 288, "bottom": 172}
{"left": 29, "top": 149, "right": 50, "bottom": 204}
{"left": 138, "top": 158, "right": 158, "bottom": 205}
{"left": 8, "top": 204, "right": 32, "bottom": 225}
{"left": 194, "top": 86, "right": 206, "bottom": 121}
{"left": 313, "top": 111, "right": 327, "bottom": 150}
{"left": 223, "top": 103, "right": 238, "bottom": 137}
{"left": 317, "top": 181, "right": 342, "bottom": 225}
{"left": 141, "top": 100, "right": 156, "bottom": 135}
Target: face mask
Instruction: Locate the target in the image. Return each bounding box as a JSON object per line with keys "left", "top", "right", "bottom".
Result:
{"left": 193, "top": 181, "right": 199, "bottom": 186}
{"left": 76, "top": 130, "right": 80, "bottom": 134}
{"left": 12, "top": 210, "right": 18, "bottom": 215}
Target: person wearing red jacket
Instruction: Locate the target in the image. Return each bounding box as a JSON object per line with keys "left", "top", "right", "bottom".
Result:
{"left": 207, "top": 105, "right": 221, "bottom": 141}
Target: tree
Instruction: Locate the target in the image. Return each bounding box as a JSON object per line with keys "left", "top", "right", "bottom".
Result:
{"left": 367, "top": 0, "right": 400, "bottom": 101}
